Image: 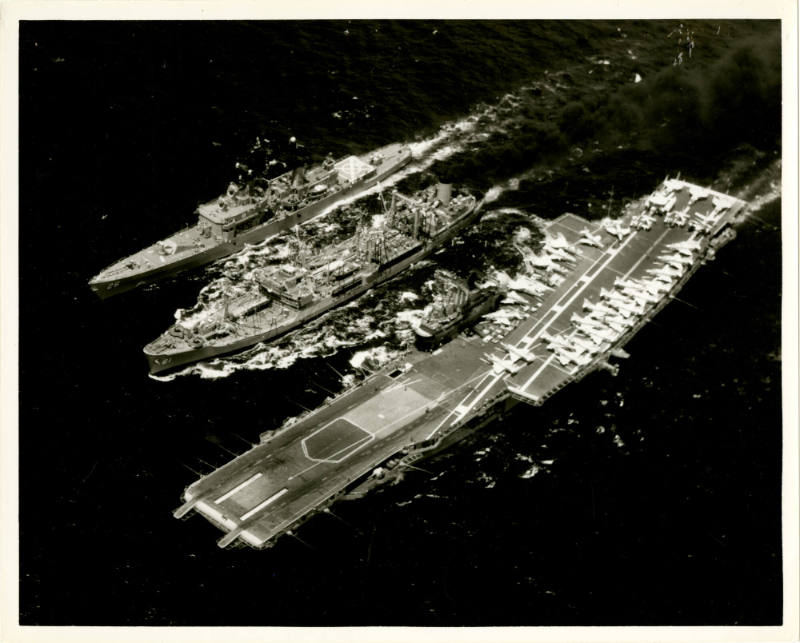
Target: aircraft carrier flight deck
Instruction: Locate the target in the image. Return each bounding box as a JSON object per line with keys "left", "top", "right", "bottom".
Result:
{"left": 174, "top": 179, "right": 747, "bottom": 549}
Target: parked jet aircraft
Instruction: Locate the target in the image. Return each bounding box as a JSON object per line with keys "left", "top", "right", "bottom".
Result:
{"left": 602, "top": 317, "right": 629, "bottom": 334}
{"left": 541, "top": 330, "right": 573, "bottom": 350}
{"left": 647, "top": 265, "right": 682, "bottom": 280}
{"left": 600, "top": 287, "right": 636, "bottom": 305}
{"left": 487, "top": 352, "right": 523, "bottom": 375}
{"left": 659, "top": 252, "right": 693, "bottom": 266}
{"left": 617, "top": 299, "right": 646, "bottom": 316}
{"left": 604, "top": 219, "right": 632, "bottom": 241}
{"left": 502, "top": 343, "right": 536, "bottom": 363}
{"left": 553, "top": 246, "right": 578, "bottom": 262}
{"left": 576, "top": 324, "right": 615, "bottom": 345}
{"left": 632, "top": 212, "right": 655, "bottom": 231}
{"left": 583, "top": 299, "right": 618, "bottom": 317}
{"left": 571, "top": 312, "right": 606, "bottom": 329}
{"left": 674, "top": 210, "right": 690, "bottom": 226}
{"left": 553, "top": 347, "right": 592, "bottom": 368}
{"left": 570, "top": 334, "right": 600, "bottom": 352}
{"left": 601, "top": 291, "right": 644, "bottom": 317}
{"left": 692, "top": 212, "right": 718, "bottom": 232}
{"left": 578, "top": 228, "right": 603, "bottom": 247}
{"left": 619, "top": 286, "right": 658, "bottom": 304}
{"left": 667, "top": 236, "right": 702, "bottom": 254}
{"left": 530, "top": 254, "right": 558, "bottom": 269}
{"left": 546, "top": 232, "right": 572, "bottom": 250}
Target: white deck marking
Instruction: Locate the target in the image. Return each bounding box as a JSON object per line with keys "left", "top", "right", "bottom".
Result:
{"left": 384, "top": 377, "right": 422, "bottom": 395}
{"left": 427, "top": 369, "right": 498, "bottom": 437}
{"left": 519, "top": 353, "right": 557, "bottom": 390}
{"left": 195, "top": 501, "right": 238, "bottom": 530}
{"left": 313, "top": 433, "right": 375, "bottom": 464}
{"left": 517, "top": 328, "right": 584, "bottom": 390}
{"left": 453, "top": 403, "right": 471, "bottom": 417}
{"left": 429, "top": 232, "right": 639, "bottom": 435}
{"left": 214, "top": 472, "right": 263, "bottom": 504}
{"left": 288, "top": 459, "right": 323, "bottom": 481}
{"left": 240, "top": 488, "right": 289, "bottom": 521}
{"left": 622, "top": 227, "right": 671, "bottom": 280}
{"left": 445, "top": 373, "right": 503, "bottom": 428}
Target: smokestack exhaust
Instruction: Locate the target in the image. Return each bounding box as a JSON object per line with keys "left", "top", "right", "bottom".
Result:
{"left": 437, "top": 183, "right": 452, "bottom": 206}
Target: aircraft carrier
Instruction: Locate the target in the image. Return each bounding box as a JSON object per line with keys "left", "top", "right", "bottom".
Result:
{"left": 173, "top": 179, "right": 747, "bottom": 550}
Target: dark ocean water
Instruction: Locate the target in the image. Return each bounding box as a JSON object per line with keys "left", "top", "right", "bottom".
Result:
{"left": 18, "top": 20, "right": 782, "bottom": 626}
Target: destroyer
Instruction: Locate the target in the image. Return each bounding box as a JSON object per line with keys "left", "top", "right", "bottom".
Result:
{"left": 89, "top": 142, "right": 412, "bottom": 298}
{"left": 145, "top": 184, "right": 479, "bottom": 373}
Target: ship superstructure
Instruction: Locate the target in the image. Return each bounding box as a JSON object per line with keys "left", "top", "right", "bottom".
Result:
{"left": 414, "top": 271, "right": 503, "bottom": 350}
{"left": 145, "top": 185, "right": 479, "bottom": 373}
{"left": 89, "top": 143, "right": 411, "bottom": 298}
{"left": 173, "top": 179, "right": 747, "bottom": 550}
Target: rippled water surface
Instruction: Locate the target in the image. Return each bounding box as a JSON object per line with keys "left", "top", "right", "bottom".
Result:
{"left": 18, "top": 20, "right": 782, "bottom": 626}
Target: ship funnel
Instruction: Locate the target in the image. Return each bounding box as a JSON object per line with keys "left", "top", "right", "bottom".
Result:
{"left": 436, "top": 183, "right": 452, "bottom": 206}
{"left": 291, "top": 165, "right": 306, "bottom": 187}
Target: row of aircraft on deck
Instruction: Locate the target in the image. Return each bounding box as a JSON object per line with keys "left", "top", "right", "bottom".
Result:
{"left": 600, "top": 181, "right": 735, "bottom": 241}
{"left": 515, "top": 230, "right": 583, "bottom": 284}
{"left": 542, "top": 233, "right": 704, "bottom": 370}
{"left": 486, "top": 230, "right": 706, "bottom": 376}
{"left": 483, "top": 179, "right": 735, "bottom": 376}
{"left": 648, "top": 180, "right": 734, "bottom": 233}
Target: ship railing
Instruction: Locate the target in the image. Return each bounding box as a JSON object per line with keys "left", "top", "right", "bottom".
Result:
{"left": 403, "top": 391, "right": 512, "bottom": 462}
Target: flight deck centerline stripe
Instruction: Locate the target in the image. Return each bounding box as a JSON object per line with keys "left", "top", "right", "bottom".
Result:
{"left": 215, "top": 472, "right": 263, "bottom": 504}
{"left": 440, "top": 235, "right": 630, "bottom": 430}
{"left": 317, "top": 434, "right": 375, "bottom": 463}
{"left": 622, "top": 227, "right": 672, "bottom": 280}
{"left": 522, "top": 238, "right": 626, "bottom": 339}
{"left": 239, "top": 488, "right": 289, "bottom": 521}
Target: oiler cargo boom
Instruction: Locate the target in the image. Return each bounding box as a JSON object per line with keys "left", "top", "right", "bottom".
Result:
{"left": 89, "top": 142, "right": 411, "bottom": 298}
{"left": 174, "top": 179, "right": 747, "bottom": 550}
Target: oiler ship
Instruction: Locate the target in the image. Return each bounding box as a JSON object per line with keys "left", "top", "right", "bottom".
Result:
{"left": 145, "top": 184, "right": 480, "bottom": 373}
{"left": 89, "top": 142, "right": 412, "bottom": 298}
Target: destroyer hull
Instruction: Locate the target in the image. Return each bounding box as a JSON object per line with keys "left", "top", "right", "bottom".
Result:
{"left": 89, "top": 243, "right": 236, "bottom": 299}
{"left": 146, "top": 198, "right": 483, "bottom": 374}
{"left": 90, "top": 144, "right": 412, "bottom": 298}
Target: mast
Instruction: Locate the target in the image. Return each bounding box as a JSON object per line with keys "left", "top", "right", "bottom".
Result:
{"left": 606, "top": 186, "right": 615, "bottom": 218}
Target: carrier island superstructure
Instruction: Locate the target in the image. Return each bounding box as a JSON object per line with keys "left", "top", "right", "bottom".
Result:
{"left": 174, "top": 179, "right": 747, "bottom": 550}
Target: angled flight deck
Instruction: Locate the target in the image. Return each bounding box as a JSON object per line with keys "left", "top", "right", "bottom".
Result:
{"left": 175, "top": 179, "right": 746, "bottom": 549}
